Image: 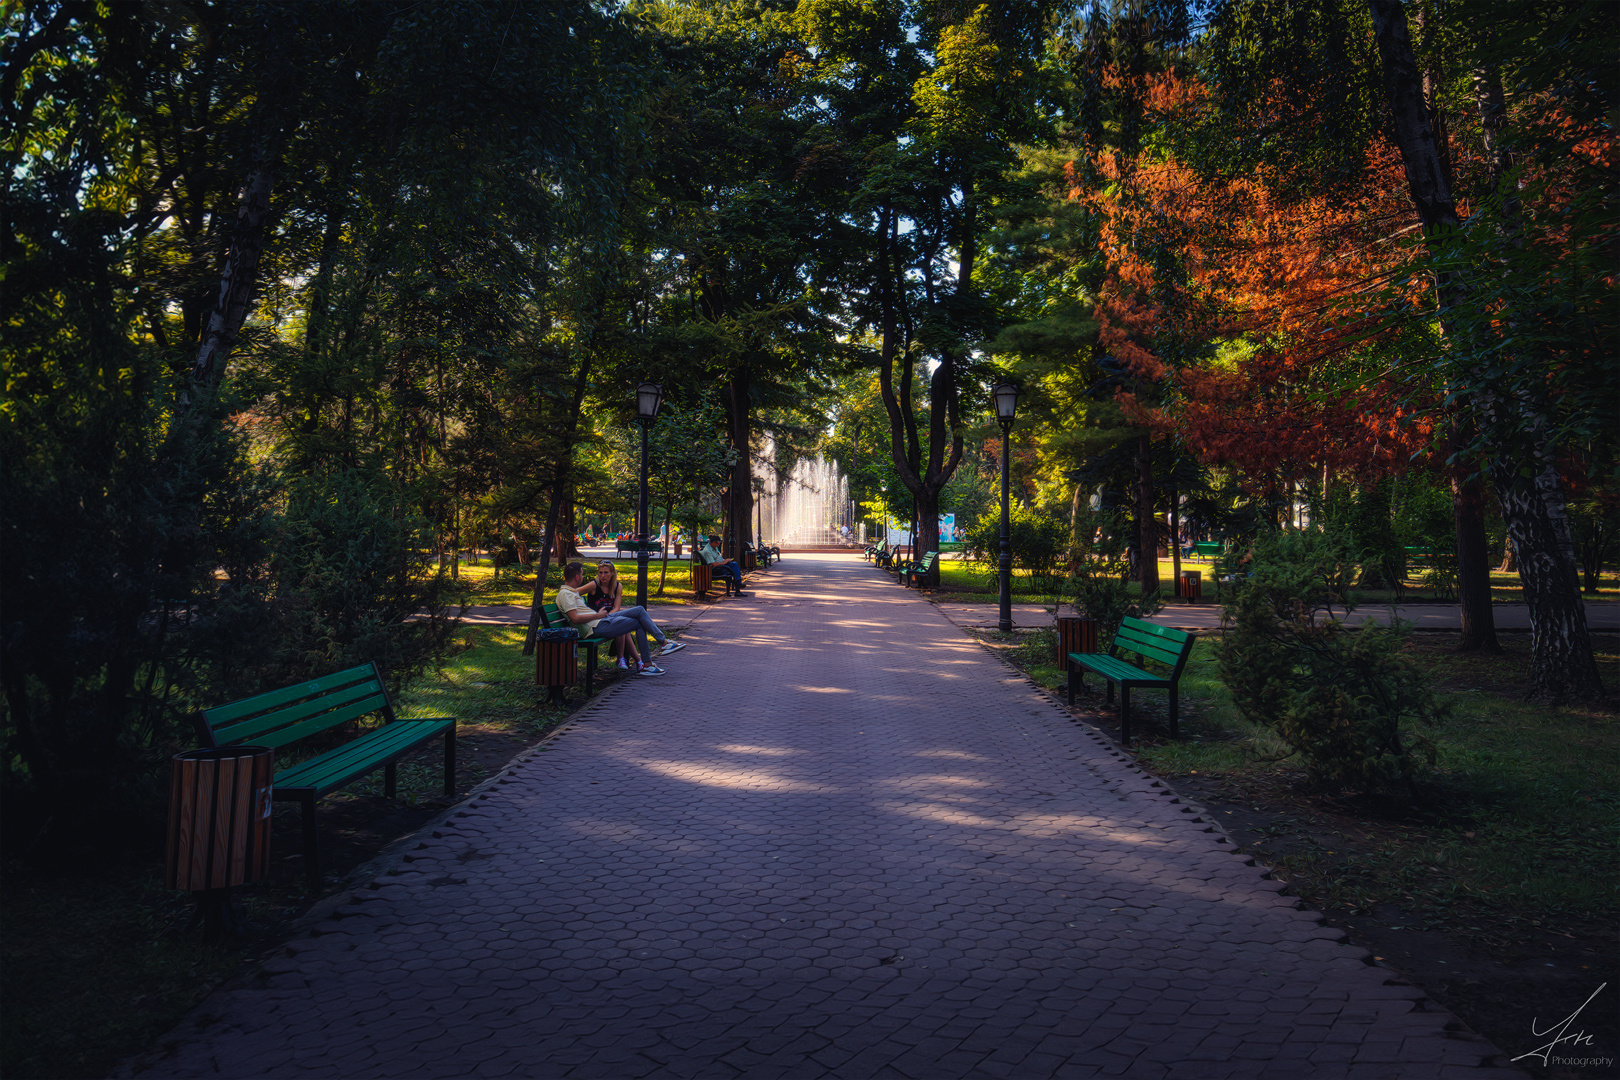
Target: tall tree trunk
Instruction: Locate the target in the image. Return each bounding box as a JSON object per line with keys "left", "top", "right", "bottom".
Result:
{"left": 512, "top": 522, "right": 530, "bottom": 568}
{"left": 1369, "top": 0, "right": 1600, "bottom": 701}
{"left": 180, "top": 157, "right": 274, "bottom": 414}
{"left": 1450, "top": 427, "right": 1501, "bottom": 652}
{"left": 727, "top": 369, "right": 752, "bottom": 555}
{"left": 524, "top": 359, "right": 594, "bottom": 655}
{"left": 1137, "top": 434, "right": 1159, "bottom": 597}
{"left": 657, "top": 503, "right": 674, "bottom": 596}
{"left": 554, "top": 497, "right": 580, "bottom": 562}
{"left": 1169, "top": 487, "right": 1181, "bottom": 597}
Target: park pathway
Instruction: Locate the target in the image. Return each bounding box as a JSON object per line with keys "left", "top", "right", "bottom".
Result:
{"left": 132, "top": 554, "right": 1519, "bottom": 1079}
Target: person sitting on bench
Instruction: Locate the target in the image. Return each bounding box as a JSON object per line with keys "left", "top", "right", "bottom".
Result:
{"left": 556, "top": 561, "right": 685, "bottom": 677}
{"left": 697, "top": 537, "right": 748, "bottom": 598}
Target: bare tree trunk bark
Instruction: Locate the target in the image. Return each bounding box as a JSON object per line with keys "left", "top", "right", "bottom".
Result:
{"left": 1137, "top": 434, "right": 1159, "bottom": 597}
{"left": 728, "top": 369, "right": 752, "bottom": 556}
{"left": 524, "top": 359, "right": 594, "bottom": 655}
{"left": 513, "top": 522, "right": 530, "bottom": 568}
{"left": 1451, "top": 427, "right": 1500, "bottom": 653}
{"left": 1169, "top": 487, "right": 1181, "bottom": 597}
{"left": 1370, "top": 0, "right": 1600, "bottom": 701}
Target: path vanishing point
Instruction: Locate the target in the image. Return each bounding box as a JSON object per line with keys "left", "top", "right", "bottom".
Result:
{"left": 130, "top": 554, "right": 1524, "bottom": 1080}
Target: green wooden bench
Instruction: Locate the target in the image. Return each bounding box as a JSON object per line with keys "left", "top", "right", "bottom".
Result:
{"left": 901, "top": 551, "right": 938, "bottom": 588}
{"left": 1404, "top": 546, "right": 1435, "bottom": 569}
{"left": 1191, "top": 541, "right": 1223, "bottom": 561}
{"left": 538, "top": 601, "right": 618, "bottom": 695}
{"left": 192, "top": 662, "right": 455, "bottom": 886}
{"left": 1065, "top": 616, "right": 1196, "bottom": 746}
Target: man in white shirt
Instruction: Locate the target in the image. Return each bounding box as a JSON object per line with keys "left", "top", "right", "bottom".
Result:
{"left": 555, "top": 562, "right": 685, "bottom": 676}
{"left": 695, "top": 537, "right": 747, "bottom": 597}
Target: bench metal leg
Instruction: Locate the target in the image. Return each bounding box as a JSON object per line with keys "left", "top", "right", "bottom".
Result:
{"left": 443, "top": 722, "right": 456, "bottom": 796}
{"left": 300, "top": 793, "right": 320, "bottom": 888}
{"left": 1120, "top": 686, "right": 1132, "bottom": 747}
{"left": 585, "top": 648, "right": 596, "bottom": 697}
{"left": 384, "top": 761, "right": 397, "bottom": 799}
{"left": 1169, "top": 684, "right": 1179, "bottom": 739}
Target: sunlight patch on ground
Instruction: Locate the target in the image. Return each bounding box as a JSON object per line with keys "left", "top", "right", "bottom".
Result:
{"left": 635, "top": 760, "right": 830, "bottom": 792}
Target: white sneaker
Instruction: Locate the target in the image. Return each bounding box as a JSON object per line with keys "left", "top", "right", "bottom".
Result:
{"left": 638, "top": 664, "right": 666, "bottom": 677}
{"left": 616, "top": 657, "right": 628, "bottom": 670}
{"left": 657, "top": 640, "right": 687, "bottom": 656}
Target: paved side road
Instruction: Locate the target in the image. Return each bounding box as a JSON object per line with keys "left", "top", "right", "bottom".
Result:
{"left": 128, "top": 555, "right": 1520, "bottom": 1079}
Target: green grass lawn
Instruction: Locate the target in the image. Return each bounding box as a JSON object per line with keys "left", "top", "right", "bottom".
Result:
{"left": 996, "top": 624, "right": 1620, "bottom": 938}
{"left": 930, "top": 556, "right": 1616, "bottom": 605}
{"left": 450, "top": 558, "right": 706, "bottom": 607}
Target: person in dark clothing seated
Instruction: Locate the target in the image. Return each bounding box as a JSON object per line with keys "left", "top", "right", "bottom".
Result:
{"left": 697, "top": 536, "right": 747, "bottom": 597}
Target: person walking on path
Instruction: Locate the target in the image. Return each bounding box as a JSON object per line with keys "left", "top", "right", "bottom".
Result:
{"left": 556, "top": 560, "right": 685, "bottom": 676}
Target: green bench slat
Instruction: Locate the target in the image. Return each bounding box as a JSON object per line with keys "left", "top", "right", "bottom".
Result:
{"left": 214, "top": 685, "right": 388, "bottom": 749}
{"left": 205, "top": 664, "right": 380, "bottom": 728}
{"left": 1067, "top": 617, "right": 1196, "bottom": 745}
{"left": 1069, "top": 652, "right": 1172, "bottom": 685}
{"left": 274, "top": 718, "right": 455, "bottom": 795}
{"left": 541, "top": 603, "right": 615, "bottom": 646}
{"left": 1112, "top": 631, "right": 1185, "bottom": 669}
{"left": 194, "top": 659, "right": 458, "bottom": 885}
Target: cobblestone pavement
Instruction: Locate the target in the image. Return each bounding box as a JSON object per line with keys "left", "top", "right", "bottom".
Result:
{"left": 131, "top": 555, "right": 1520, "bottom": 1079}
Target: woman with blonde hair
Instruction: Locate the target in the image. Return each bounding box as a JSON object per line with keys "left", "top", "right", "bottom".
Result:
{"left": 586, "top": 561, "right": 634, "bottom": 669}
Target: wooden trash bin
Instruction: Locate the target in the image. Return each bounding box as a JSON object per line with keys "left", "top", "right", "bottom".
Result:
{"left": 1055, "top": 614, "right": 1101, "bottom": 671}
{"left": 535, "top": 639, "right": 578, "bottom": 704}
{"left": 1178, "top": 570, "right": 1203, "bottom": 603}
{"left": 743, "top": 549, "right": 757, "bottom": 571}
{"left": 692, "top": 559, "right": 714, "bottom": 599}
{"left": 166, "top": 745, "right": 273, "bottom": 935}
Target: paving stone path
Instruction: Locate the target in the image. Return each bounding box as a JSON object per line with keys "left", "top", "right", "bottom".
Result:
{"left": 133, "top": 555, "right": 1520, "bottom": 1079}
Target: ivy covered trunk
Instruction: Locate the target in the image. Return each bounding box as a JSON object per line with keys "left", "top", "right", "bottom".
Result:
{"left": 1137, "top": 434, "right": 1159, "bottom": 597}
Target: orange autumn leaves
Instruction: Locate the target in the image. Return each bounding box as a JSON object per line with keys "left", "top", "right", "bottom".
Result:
{"left": 1068, "top": 73, "right": 1434, "bottom": 484}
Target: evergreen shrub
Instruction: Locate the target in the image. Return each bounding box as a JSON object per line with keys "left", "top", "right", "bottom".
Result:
{"left": 1216, "top": 528, "right": 1444, "bottom": 799}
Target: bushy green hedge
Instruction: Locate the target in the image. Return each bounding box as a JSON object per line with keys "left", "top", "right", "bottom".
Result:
{"left": 1216, "top": 528, "right": 1443, "bottom": 798}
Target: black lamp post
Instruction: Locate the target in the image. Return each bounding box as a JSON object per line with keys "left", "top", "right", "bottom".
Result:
{"left": 993, "top": 381, "right": 1019, "bottom": 633}
{"left": 635, "top": 382, "right": 663, "bottom": 609}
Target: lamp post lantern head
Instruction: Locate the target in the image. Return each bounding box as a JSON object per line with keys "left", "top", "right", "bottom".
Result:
{"left": 636, "top": 382, "right": 664, "bottom": 423}
{"left": 992, "top": 381, "right": 1019, "bottom": 426}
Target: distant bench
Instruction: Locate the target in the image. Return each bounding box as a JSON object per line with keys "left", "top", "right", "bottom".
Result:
{"left": 193, "top": 662, "right": 456, "bottom": 885}
{"left": 901, "top": 551, "right": 937, "bottom": 588}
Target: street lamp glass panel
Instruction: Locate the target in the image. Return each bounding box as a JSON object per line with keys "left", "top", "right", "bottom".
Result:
{"left": 992, "top": 382, "right": 1019, "bottom": 422}
{"left": 636, "top": 382, "right": 664, "bottom": 422}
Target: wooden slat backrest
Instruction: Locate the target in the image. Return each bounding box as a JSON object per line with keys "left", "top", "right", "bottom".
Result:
{"left": 1111, "top": 617, "right": 1195, "bottom": 676}
{"left": 198, "top": 663, "right": 394, "bottom": 750}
